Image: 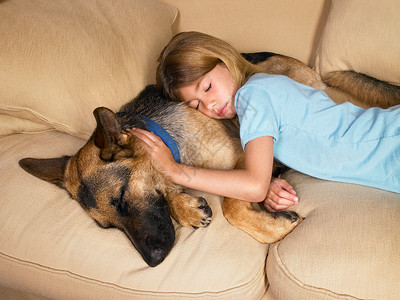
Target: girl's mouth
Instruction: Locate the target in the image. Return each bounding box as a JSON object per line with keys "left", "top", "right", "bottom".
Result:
{"left": 218, "top": 104, "right": 228, "bottom": 117}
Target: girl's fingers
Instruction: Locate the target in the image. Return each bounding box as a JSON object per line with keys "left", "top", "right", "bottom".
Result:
{"left": 272, "top": 178, "right": 296, "bottom": 195}
{"left": 128, "top": 128, "right": 154, "bottom": 140}
{"left": 270, "top": 180, "right": 298, "bottom": 204}
{"left": 264, "top": 199, "right": 290, "bottom": 212}
{"left": 264, "top": 178, "right": 299, "bottom": 212}
{"left": 268, "top": 191, "right": 297, "bottom": 206}
{"left": 264, "top": 202, "right": 277, "bottom": 212}
{"left": 128, "top": 128, "right": 161, "bottom": 147}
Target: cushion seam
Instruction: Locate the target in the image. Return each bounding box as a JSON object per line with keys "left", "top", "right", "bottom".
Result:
{"left": 0, "top": 251, "right": 266, "bottom": 298}
{"left": 273, "top": 243, "right": 362, "bottom": 299}
{"left": 0, "top": 106, "right": 90, "bottom": 138}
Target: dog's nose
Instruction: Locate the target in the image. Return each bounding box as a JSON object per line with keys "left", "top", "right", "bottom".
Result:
{"left": 147, "top": 248, "right": 167, "bottom": 267}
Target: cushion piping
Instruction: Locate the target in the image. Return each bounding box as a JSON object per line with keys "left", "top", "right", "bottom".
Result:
{"left": 0, "top": 251, "right": 267, "bottom": 299}
{"left": 271, "top": 243, "right": 361, "bottom": 299}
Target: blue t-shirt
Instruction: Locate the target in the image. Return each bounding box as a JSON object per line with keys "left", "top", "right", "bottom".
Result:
{"left": 234, "top": 73, "right": 400, "bottom": 193}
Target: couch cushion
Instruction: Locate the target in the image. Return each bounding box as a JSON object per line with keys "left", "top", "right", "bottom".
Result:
{"left": 0, "top": 132, "right": 269, "bottom": 299}
{"left": 160, "top": 0, "right": 329, "bottom": 66}
{"left": 315, "top": 0, "right": 400, "bottom": 85}
{"left": 0, "top": 114, "right": 53, "bottom": 136}
{"left": 0, "top": 0, "right": 177, "bottom": 139}
{"left": 267, "top": 170, "right": 400, "bottom": 299}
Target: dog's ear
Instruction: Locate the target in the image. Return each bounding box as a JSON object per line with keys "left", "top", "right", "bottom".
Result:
{"left": 19, "top": 156, "right": 70, "bottom": 188}
{"left": 93, "top": 107, "right": 130, "bottom": 161}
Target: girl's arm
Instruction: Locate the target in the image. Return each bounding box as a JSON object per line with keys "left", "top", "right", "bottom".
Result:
{"left": 130, "top": 128, "right": 273, "bottom": 202}
{"left": 129, "top": 128, "right": 299, "bottom": 209}
{"left": 172, "top": 134, "right": 274, "bottom": 202}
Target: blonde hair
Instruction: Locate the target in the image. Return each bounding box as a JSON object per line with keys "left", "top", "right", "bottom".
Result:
{"left": 157, "top": 31, "right": 262, "bottom": 101}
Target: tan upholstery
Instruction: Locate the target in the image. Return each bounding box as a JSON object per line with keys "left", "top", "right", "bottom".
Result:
{"left": 0, "top": 0, "right": 177, "bottom": 138}
{"left": 269, "top": 170, "right": 400, "bottom": 299}
{"left": 161, "top": 0, "right": 330, "bottom": 66}
{"left": 315, "top": 0, "right": 400, "bottom": 85}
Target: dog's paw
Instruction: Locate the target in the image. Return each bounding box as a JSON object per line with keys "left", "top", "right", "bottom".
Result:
{"left": 271, "top": 210, "right": 303, "bottom": 238}
{"left": 168, "top": 194, "right": 212, "bottom": 228}
{"left": 273, "top": 210, "right": 300, "bottom": 223}
{"left": 192, "top": 197, "right": 212, "bottom": 229}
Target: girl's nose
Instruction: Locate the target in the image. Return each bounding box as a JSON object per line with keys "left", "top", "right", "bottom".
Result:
{"left": 206, "top": 99, "right": 216, "bottom": 110}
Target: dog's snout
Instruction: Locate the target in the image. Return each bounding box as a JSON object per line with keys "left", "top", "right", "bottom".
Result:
{"left": 147, "top": 248, "right": 167, "bottom": 267}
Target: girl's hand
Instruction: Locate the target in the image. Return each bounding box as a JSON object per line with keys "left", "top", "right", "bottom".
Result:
{"left": 128, "top": 128, "right": 177, "bottom": 178}
{"left": 264, "top": 178, "right": 298, "bottom": 212}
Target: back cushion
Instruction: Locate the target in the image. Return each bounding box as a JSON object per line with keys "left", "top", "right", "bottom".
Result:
{"left": 315, "top": 0, "right": 400, "bottom": 85}
{"left": 0, "top": 0, "right": 177, "bottom": 138}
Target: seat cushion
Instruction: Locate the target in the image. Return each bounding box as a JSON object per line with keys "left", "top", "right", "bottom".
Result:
{"left": 0, "top": 132, "right": 269, "bottom": 299}
{"left": 266, "top": 170, "right": 400, "bottom": 299}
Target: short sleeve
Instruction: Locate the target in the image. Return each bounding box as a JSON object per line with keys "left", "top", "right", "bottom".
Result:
{"left": 235, "top": 78, "right": 282, "bottom": 149}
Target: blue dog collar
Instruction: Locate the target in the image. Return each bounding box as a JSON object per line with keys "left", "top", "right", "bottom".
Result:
{"left": 137, "top": 115, "right": 181, "bottom": 163}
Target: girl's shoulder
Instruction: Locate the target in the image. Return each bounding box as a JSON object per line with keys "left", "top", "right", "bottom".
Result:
{"left": 241, "top": 73, "right": 298, "bottom": 93}
{"left": 244, "top": 73, "right": 321, "bottom": 98}
{"left": 246, "top": 73, "right": 295, "bottom": 87}
{"left": 235, "top": 74, "right": 295, "bottom": 109}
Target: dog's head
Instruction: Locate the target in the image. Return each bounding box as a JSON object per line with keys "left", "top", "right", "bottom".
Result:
{"left": 19, "top": 107, "right": 175, "bottom": 267}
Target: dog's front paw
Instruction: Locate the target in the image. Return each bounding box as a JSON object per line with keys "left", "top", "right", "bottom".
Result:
{"left": 191, "top": 197, "right": 212, "bottom": 229}
{"left": 167, "top": 193, "right": 212, "bottom": 228}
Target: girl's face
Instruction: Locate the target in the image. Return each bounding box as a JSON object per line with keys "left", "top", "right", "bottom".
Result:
{"left": 178, "top": 63, "right": 238, "bottom": 119}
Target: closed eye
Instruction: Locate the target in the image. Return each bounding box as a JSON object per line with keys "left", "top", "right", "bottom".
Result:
{"left": 110, "top": 185, "right": 126, "bottom": 208}
{"left": 195, "top": 101, "right": 200, "bottom": 110}
{"left": 205, "top": 83, "right": 211, "bottom": 92}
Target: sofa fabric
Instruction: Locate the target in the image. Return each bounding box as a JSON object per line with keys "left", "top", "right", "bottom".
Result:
{"left": 160, "top": 0, "right": 330, "bottom": 66}
{"left": 270, "top": 170, "right": 400, "bottom": 299}
{"left": 0, "top": 0, "right": 177, "bottom": 138}
{"left": 315, "top": 0, "right": 400, "bottom": 85}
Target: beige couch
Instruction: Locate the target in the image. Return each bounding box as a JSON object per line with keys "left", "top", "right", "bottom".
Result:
{"left": 1, "top": 0, "right": 399, "bottom": 299}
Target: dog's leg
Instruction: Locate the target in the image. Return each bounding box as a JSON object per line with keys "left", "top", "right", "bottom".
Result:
{"left": 166, "top": 191, "right": 212, "bottom": 228}
{"left": 222, "top": 197, "right": 301, "bottom": 243}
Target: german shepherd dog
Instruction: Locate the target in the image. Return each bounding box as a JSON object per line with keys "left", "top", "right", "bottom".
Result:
{"left": 19, "top": 53, "right": 400, "bottom": 267}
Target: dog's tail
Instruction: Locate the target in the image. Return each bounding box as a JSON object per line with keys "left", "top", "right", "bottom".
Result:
{"left": 325, "top": 71, "right": 400, "bottom": 108}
